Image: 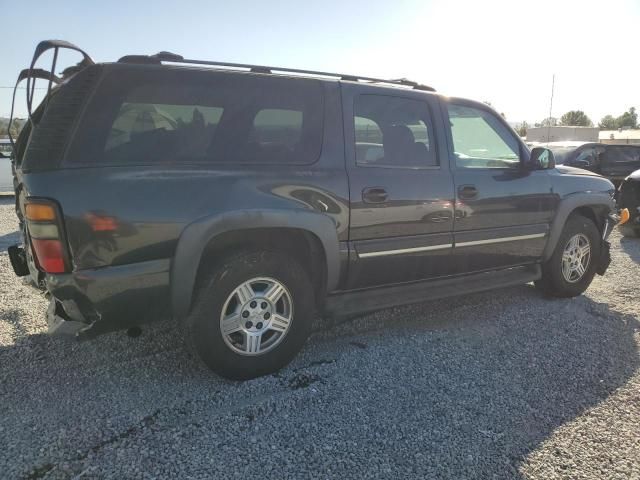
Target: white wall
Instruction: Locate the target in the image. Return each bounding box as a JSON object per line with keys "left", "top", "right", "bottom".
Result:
{"left": 526, "top": 127, "right": 599, "bottom": 143}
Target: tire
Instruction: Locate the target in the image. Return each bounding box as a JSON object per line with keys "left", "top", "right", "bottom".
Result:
{"left": 618, "top": 223, "right": 640, "bottom": 238}
{"left": 535, "top": 214, "right": 600, "bottom": 298}
{"left": 184, "top": 250, "right": 314, "bottom": 380}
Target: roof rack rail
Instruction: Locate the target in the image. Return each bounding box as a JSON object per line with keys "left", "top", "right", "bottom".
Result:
{"left": 117, "top": 52, "right": 436, "bottom": 92}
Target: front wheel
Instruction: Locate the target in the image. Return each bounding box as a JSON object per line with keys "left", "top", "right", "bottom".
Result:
{"left": 185, "top": 250, "right": 314, "bottom": 380}
{"left": 535, "top": 214, "right": 600, "bottom": 298}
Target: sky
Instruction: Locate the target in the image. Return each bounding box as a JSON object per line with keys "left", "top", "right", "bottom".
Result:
{"left": 1, "top": 0, "right": 639, "bottom": 125}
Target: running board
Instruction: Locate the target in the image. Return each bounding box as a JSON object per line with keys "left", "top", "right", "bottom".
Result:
{"left": 325, "top": 265, "right": 541, "bottom": 318}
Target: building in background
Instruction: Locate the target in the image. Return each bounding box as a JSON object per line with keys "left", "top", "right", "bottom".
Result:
{"left": 599, "top": 129, "right": 640, "bottom": 145}
{"left": 526, "top": 126, "right": 599, "bottom": 143}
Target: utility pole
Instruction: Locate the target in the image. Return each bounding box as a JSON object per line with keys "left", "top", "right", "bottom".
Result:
{"left": 547, "top": 74, "right": 555, "bottom": 142}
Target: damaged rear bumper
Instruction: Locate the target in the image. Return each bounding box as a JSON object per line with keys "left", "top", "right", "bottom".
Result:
{"left": 47, "top": 298, "right": 90, "bottom": 337}
{"left": 43, "top": 258, "right": 172, "bottom": 339}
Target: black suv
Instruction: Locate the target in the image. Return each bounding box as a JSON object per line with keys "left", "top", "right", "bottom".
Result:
{"left": 542, "top": 141, "right": 640, "bottom": 185}
{"left": 617, "top": 169, "right": 640, "bottom": 237}
{"left": 8, "top": 41, "right": 618, "bottom": 379}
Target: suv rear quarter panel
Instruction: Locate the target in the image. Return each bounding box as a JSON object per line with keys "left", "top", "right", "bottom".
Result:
{"left": 20, "top": 162, "right": 348, "bottom": 271}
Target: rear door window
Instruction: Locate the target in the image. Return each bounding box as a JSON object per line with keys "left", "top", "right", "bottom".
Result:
{"left": 353, "top": 95, "right": 437, "bottom": 168}
{"left": 604, "top": 146, "right": 640, "bottom": 164}
{"left": 67, "top": 68, "right": 324, "bottom": 165}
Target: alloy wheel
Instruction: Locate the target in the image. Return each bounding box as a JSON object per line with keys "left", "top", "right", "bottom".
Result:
{"left": 219, "top": 277, "right": 293, "bottom": 355}
{"left": 561, "top": 233, "right": 591, "bottom": 283}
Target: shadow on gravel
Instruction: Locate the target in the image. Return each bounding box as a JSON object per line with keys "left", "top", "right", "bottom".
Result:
{"left": 0, "top": 196, "right": 14, "bottom": 206}
{"left": 0, "top": 308, "right": 34, "bottom": 339}
{"left": 311, "top": 285, "right": 640, "bottom": 478}
{"left": 0, "top": 230, "right": 19, "bottom": 250}
{"left": 1, "top": 285, "right": 638, "bottom": 478}
{"left": 620, "top": 236, "right": 640, "bottom": 263}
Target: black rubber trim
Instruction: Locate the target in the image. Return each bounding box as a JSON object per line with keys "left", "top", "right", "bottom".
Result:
{"left": 170, "top": 209, "right": 340, "bottom": 319}
{"left": 543, "top": 192, "right": 615, "bottom": 261}
{"left": 325, "top": 264, "right": 541, "bottom": 318}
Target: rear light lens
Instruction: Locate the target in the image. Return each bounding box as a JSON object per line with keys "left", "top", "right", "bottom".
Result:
{"left": 25, "top": 203, "right": 57, "bottom": 221}
{"left": 30, "top": 239, "right": 66, "bottom": 273}
{"left": 25, "top": 199, "right": 69, "bottom": 274}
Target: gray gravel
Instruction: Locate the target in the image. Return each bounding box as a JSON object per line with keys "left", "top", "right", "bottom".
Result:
{"left": 1, "top": 196, "right": 639, "bottom": 479}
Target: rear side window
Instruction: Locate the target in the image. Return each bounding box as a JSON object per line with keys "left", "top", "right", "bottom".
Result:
{"left": 604, "top": 146, "right": 640, "bottom": 164}
{"left": 105, "top": 103, "right": 224, "bottom": 154}
{"left": 22, "top": 65, "right": 103, "bottom": 171}
{"left": 251, "top": 109, "right": 303, "bottom": 148}
{"left": 67, "top": 67, "right": 324, "bottom": 165}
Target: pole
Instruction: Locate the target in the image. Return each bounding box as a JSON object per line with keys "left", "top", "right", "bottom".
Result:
{"left": 547, "top": 74, "right": 555, "bottom": 142}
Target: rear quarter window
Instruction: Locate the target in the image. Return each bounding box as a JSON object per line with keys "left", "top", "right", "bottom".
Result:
{"left": 22, "top": 65, "right": 102, "bottom": 171}
{"left": 66, "top": 66, "right": 324, "bottom": 166}
{"left": 604, "top": 146, "right": 640, "bottom": 163}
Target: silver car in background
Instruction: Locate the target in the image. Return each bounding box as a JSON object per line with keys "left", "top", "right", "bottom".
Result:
{"left": 0, "top": 138, "right": 13, "bottom": 193}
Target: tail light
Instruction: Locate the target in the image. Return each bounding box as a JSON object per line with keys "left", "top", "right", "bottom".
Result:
{"left": 25, "top": 200, "right": 70, "bottom": 274}
{"left": 619, "top": 208, "right": 630, "bottom": 225}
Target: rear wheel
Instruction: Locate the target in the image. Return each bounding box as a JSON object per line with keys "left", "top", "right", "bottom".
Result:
{"left": 535, "top": 215, "right": 600, "bottom": 298}
{"left": 184, "top": 250, "right": 314, "bottom": 380}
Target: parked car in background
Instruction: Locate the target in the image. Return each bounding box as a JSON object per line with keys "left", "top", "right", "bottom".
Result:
{"left": 0, "top": 138, "right": 14, "bottom": 193}
{"left": 540, "top": 141, "right": 602, "bottom": 167}
{"left": 617, "top": 169, "right": 640, "bottom": 237}
{"left": 541, "top": 141, "right": 640, "bottom": 185}
{"left": 8, "top": 40, "right": 618, "bottom": 380}
{"left": 599, "top": 145, "right": 640, "bottom": 184}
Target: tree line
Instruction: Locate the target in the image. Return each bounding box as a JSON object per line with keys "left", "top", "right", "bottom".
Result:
{"left": 515, "top": 107, "right": 637, "bottom": 137}
{"left": 0, "top": 118, "right": 26, "bottom": 139}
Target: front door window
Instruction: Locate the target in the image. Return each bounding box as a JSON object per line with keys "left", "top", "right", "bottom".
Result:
{"left": 447, "top": 105, "right": 520, "bottom": 169}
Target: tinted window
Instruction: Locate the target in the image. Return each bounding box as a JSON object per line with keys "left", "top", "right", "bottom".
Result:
{"left": 67, "top": 68, "right": 324, "bottom": 165}
{"left": 605, "top": 146, "right": 640, "bottom": 163}
{"left": 251, "top": 109, "right": 303, "bottom": 148}
{"left": 448, "top": 104, "right": 520, "bottom": 169}
{"left": 574, "top": 147, "right": 598, "bottom": 165}
{"left": 105, "top": 103, "right": 224, "bottom": 154}
{"left": 354, "top": 116, "right": 384, "bottom": 163}
{"left": 354, "top": 95, "right": 437, "bottom": 168}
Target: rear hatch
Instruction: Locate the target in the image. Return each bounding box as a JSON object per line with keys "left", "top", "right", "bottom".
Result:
{"left": 8, "top": 41, "right": 99, "bottom": 284}
{"left": 600, "top": 145, "right": 640, "bottom": 178}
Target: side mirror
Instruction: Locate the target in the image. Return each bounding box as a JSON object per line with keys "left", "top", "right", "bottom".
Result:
{"left": 527, "top": 147, "right": 555, "bottom": 170}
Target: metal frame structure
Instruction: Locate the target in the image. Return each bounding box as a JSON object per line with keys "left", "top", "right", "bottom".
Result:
{"left": 7, "top": 40, "right": 94, "bottom": 148}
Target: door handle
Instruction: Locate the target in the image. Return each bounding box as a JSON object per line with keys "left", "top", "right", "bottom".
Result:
{"left": 458, "top": 184, "right": 478, "bottom": 199}
{"left": 362, "top": 187, "right": 388, "bottom": 204}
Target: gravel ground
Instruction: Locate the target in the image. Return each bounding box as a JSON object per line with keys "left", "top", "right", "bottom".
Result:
{"left": 1, "top": 196, "right": 639, "bottom": 479}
